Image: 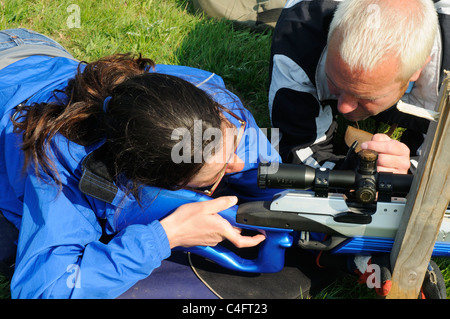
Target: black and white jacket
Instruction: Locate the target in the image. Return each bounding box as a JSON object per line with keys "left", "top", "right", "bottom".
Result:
{"left": 269, "top": 0, "right": 450, "bottom": 169}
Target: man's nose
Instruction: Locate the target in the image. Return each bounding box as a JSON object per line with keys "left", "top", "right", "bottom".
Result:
{"left": 337, "top": 93, "right": 359, "bottom": 115}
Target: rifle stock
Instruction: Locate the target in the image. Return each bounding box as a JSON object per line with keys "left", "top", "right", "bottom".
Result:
{"left": 194, "top": 156, "right": 450, "bottom": 273}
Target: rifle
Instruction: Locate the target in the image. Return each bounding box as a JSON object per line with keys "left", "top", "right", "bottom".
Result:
{"left": 183, "top": 149, "right": 450, "bottom": 273}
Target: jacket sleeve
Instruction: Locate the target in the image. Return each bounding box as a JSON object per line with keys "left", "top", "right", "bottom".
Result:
{"left": 269, "top": 0, "right": 341, "bottom": 166}
{"left": 10, "top": 173, "right": 171, "bottom": 299}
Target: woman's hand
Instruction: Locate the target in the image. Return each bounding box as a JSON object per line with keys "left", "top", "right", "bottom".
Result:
{"left": 361, "top": 133, "right": 410, "bottom": 174}
{"left": 160, "top": 196, "right": 265, "bottom": 249}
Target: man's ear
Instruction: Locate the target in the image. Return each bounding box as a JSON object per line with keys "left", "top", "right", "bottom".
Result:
{"left": 409, "top": 56, "right": 432, "bottom": 82}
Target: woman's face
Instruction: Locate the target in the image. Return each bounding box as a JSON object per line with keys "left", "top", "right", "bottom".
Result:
{"left": 187, "top": 119, "right": 244, "bottom": 192}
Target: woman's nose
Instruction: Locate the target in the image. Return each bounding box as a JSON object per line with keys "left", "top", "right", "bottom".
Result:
{"left": 225, "top": 154, "right": 245, "bottom": 173}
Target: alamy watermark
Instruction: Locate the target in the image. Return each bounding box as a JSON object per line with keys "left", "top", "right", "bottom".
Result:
{"left": 365, "top": 263, "right": 382, "bottom": 289}
{"left": 170, "top": 122, "right": 280, "bottom": 174}
{"left": 66, "top": 264, "right": 81, "bottom": 289}
{"left": 66, "top": 4, "right": 81, "bottom": 29}
{"left": 366, "top": 4, "right": 381, "bottom": 30}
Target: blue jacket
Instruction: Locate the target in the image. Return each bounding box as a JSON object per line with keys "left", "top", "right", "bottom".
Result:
{"left": 0, "top": 56, "right": 281, "bottom": 298}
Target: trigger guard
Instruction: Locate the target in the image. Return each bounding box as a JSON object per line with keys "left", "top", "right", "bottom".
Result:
{"left": 173, "top": 199, "right": 293, "bottom": 273}
{"left": 179, "top": 228, "right": 293, "bottom": 273}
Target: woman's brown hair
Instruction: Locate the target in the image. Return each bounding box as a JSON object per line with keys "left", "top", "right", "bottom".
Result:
{"left": 12, "top": 54, "right": 223, "bottom": 199}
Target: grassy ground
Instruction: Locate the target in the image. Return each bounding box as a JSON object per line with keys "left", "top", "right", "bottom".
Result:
{"left": 0, "top": 0, "right": 448, "bottom": 299}
{"left": 0, "top": 0, "right": 272, "bottom": 127}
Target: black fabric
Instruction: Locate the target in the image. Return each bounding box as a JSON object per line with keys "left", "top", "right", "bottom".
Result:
{"left": 189, "top": 244, "right": 340, "bottom": 299}
{"left": 270, "top": 0, "right": 338, "bottom": 85}
{"left": 79, "top": 151, "right": 118, "bottom": 204}
{"left": 438, "top": 12, "right": 450, "bottom": 84}
{"left": 0, "top": 212, "right": 18, "bottom": 278}
{"left": 272, "top": 89, "right": 323, "bottom": 161}
{"left": 269, "top": 1, "right": 341, "bottom": 163}
{"left": 421, "top": 260, "right": 447, "bottom": 299}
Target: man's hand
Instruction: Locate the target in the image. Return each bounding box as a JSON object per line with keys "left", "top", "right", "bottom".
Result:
{"left": 160, "top": 196, "right": 265, "bottom": 249}
{"left": 361, "top": 133, "right": 410, "bottom": 174}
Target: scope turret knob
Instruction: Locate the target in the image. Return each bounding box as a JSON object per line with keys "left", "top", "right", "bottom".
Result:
{"left": 357, "top": 149, "right": 378, "bottom": 175}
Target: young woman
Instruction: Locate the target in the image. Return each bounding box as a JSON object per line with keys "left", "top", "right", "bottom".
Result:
{"left": 0, "top": 29, "right": 281, "bottom": 298}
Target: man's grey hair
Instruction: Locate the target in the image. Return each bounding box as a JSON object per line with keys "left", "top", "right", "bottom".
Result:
{"left": 328, "top": 0, "right": 438, "bottom": 81}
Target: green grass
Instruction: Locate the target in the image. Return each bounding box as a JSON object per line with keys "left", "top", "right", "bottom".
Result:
{"left": 0, "top": 276, "right": 10, "bottom": 299}
{"left": 0, "top": 0, "right": 272, "bottom": 127}
{"left": 0, "top": 0, "right": 448, "bottom": 299}
{"left": 313, "top": 258, "right": 450, "bottom": 299}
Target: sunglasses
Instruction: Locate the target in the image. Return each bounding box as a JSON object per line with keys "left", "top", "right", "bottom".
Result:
{"left": 203, "top": 107, "right": 246, "bottom": 196}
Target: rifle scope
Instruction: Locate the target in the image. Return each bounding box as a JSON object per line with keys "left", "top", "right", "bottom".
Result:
{"left": 258, "top": 160, "right": 413, "bottom": 202}
{"left": 258, "top": 163, "right": 355, "bottom": 190}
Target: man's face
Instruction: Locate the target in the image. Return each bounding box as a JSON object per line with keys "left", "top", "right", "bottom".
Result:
{"left": 325, "top": 43, "right": 409, "bottom": 122}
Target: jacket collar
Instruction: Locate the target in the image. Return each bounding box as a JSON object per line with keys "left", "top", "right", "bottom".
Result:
{"left": 79, "top": 144, "right": 129, "bottom": 208}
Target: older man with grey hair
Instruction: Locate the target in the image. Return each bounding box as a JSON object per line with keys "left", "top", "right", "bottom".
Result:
{"left": 269, "top": 0, "right": 449, "bottom": 298}
{"left": 269, "top": 0, "right": 449, "bottom": 174}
